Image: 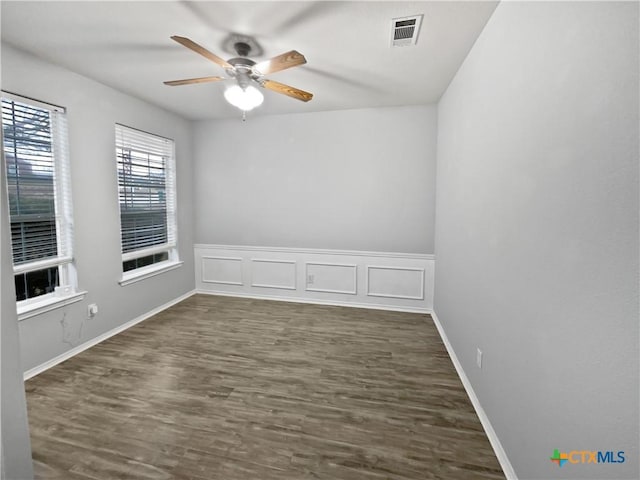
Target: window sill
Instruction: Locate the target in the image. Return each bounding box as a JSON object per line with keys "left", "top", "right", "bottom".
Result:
{"left": 17, "top": 290, "right": 87, "bottom": 321}
{"left": 119, "top": 260, "right": 183, "bottom": 287}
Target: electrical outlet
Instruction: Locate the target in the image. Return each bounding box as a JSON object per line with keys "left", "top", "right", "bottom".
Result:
{"left": 88, "top": 304, "right": 98, "bottom": 318}
{"left": 307, "top": 274, "right": 314, "bottom": 284}
{"left": 476, "top": 348, "right": 483, "bottom": 369}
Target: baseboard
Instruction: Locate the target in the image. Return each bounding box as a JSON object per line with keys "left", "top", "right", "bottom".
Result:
{"left": 23, "top": 289, "right": 197, "bottom": 380}
{"left": 430, "top": 310, "right": 518, "bottom": 480}
{"left": 196, "top": 289, "right": 431, "bottom": 314}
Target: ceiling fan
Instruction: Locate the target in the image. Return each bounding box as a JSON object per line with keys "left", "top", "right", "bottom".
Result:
{"left": 164, "top": 35, "right": 313, "bottom": 112}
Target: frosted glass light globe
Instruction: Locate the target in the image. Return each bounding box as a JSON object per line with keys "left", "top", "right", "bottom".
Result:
{"left": 224, "top": 85, "right": 264, "bottom": 111}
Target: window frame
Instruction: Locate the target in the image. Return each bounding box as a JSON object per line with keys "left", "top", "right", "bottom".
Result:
{"left": 1, "top": 91, "right": 85, "bottom": 319}
{"left": 114, "top": 123, "right": 181, "bottom": 286}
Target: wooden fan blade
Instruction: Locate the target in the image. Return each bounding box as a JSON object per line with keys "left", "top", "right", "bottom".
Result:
{"left": 263, "top": 79, "right": 313, "bottom": 102}
{"left": 170, "top": 35, "right": 232, "bottom": 70}
{"left": 164, "top": 76, "right": 224, "bottom": 86}
{"left": 254, "top": 50, "right": 306, "bottom": 75}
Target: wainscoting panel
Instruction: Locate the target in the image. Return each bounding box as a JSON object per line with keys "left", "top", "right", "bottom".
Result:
{"left": 251, "top": 259, "right": 296, "bottom": 290}
{"left": 195, "top": 245, "right": 434, "bottom": 313}
{"left": 201, "top": 256, "right": 243, "bottom": 286}
{"left": 367, "top": 266, "right": 425, "bottom": 300}
{"left": 306, "top": 262, "right": 357, "bottom": 295}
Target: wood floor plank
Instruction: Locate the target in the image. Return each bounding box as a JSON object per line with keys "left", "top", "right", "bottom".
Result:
{"left": 26, "top": 294, "right": 504, "bottom": 479}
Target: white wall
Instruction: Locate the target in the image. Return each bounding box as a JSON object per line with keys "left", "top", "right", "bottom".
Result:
{"left": 1, "top": 44, "right": 196, "bottom": 372}
{"left": 1, "top": 136, "right": 33, "bottom": 479}
{"left": 434, "top": 2, "right": 638, "bottom": 479}
{"left": 193, "top": 105, "right": 437, "bottom": 254}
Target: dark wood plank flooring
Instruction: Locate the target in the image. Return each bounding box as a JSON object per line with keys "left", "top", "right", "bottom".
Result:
{"left": 25, "top": 294, "right": 504, "bottom": 479}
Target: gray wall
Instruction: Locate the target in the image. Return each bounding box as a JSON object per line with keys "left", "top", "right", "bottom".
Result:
{"left": 1, "top": 44, "right": 196, "bottom": 372}
{"left": 434, "top": 2, "right": 638, "bottom": 479}
{"left": 193, "top": 105, "right": 437, "bottom": 254}
{"left": 1, "top": 137, "right": 34, "bottom": 479}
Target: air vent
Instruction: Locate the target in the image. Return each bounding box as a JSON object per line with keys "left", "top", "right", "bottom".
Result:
{"left": 391, "top": 15, "right": 423, "bottom": 47}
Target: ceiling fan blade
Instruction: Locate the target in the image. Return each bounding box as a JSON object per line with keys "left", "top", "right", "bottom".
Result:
{"left": 170, "top": 35, "right": 232, "bottom": 70}
{"left": 254, "top": 50, "right": 306, "bottom": 75}
{"left": 164, "top": 76, "right": 225, "bottom": 86}
{"left": 263, "top": 80, "right": 313, "bottom": 102}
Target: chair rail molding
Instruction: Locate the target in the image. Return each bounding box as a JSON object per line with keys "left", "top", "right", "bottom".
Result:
{"left": 195, "top": 244, "right": 434, "bottom": 313}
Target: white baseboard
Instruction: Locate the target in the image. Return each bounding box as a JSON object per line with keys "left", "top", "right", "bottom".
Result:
{"left": 23, "top": 289, "right": 196, "bottom": 380}
{"left": 196, "top": 289, "right": 431, "bottom": 314}
{"left": 430, "top": 310, "right": 518, "bottom": 480}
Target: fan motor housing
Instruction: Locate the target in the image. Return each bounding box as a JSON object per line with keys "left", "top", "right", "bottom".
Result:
{"left": 228, "top": 57, "right": 256, "bottom": 68}
{"left": 222, "top": 33, "right": 264, "bottom": 58}
{"left": 226, "top": 58, "right": 260, "bottom": 87}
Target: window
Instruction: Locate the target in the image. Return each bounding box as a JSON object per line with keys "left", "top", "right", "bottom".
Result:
{"left": 2, "top": 92, "right": 80, "bottom": 313}
{"left": 115, "top": 124, "right": 179, "bottom": 283}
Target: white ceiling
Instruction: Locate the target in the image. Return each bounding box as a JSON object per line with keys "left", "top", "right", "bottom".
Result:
{"left": 1, "top": 1, "right": 498, "bottom": 120}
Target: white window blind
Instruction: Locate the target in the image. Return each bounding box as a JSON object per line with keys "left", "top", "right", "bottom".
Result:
{"left": 2, "top": 93, "right": 73, "bottom": 277}
{"left": 115, "top": 124, "right": 176, "bottom": 263}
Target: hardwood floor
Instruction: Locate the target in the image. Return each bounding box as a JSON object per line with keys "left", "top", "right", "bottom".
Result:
{"left": 25, "top": 294, "right": 504, "bottom": 480}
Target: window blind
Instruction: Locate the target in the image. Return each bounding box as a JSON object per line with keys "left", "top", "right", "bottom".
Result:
{"left": 115, "top": 124, "right": 176, "bottom": 262}
{"left": 2, "top": 94, "right": 73, "bottom": 275}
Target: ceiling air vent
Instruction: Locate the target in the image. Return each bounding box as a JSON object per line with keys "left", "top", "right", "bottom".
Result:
{"left": 391, "top": 14, "right": 423, "bottom": 47}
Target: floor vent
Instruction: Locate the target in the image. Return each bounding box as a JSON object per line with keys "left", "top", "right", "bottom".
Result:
{"left": 391, "top": 15, "right": 423, "bottom": 47}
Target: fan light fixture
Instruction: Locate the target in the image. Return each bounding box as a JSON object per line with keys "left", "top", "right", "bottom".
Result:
{"left": 164, "top": 35, "right": 313, "bottom": 118}
{"left": 224, "top": 85, "right": 264, "bottom": 111}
